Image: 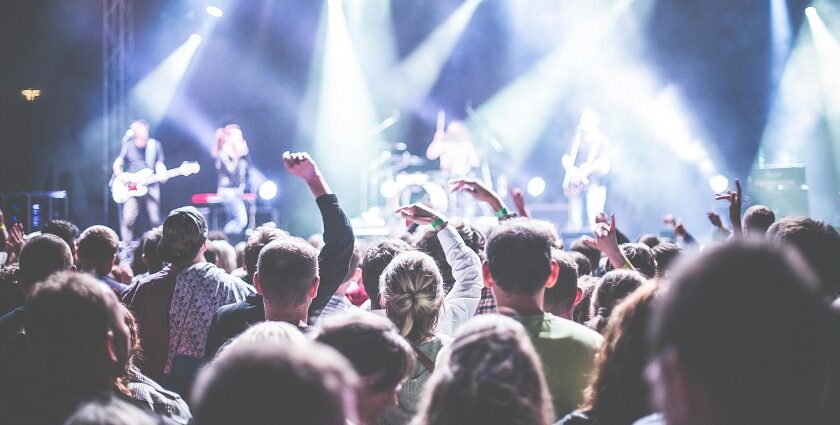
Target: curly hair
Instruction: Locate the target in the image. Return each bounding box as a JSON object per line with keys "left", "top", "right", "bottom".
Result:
{"left": 415, "top": 315, "right": 554, "bottom": 425}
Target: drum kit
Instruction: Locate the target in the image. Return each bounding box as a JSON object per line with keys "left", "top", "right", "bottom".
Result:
{"left": 366, "top": 144, "right": 450, "bottom": 215}
{"left": 356, "top": 106, "right": 507, "bottom": 231}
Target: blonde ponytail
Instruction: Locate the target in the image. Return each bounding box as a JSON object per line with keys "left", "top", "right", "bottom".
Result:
{"left": 380, "top": 251, "right": 443, "bottom": 344}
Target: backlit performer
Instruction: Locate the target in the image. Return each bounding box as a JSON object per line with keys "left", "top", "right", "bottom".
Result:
{"left": 213, "top": 124, "right": 250, "bottom": 235}
{"left": 562, "top": 109, "right": 611, "bottom": 230}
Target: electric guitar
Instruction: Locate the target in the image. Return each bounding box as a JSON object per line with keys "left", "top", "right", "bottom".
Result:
{"left": 111, "top": 161, "right": 200, "bottom": 203}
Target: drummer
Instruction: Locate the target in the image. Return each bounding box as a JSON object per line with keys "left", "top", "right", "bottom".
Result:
{"left": 426, "top": 113, "right": 480, "bottom": 179}
{"left": 426, "top": 111, "right": 481, "bottom": 215}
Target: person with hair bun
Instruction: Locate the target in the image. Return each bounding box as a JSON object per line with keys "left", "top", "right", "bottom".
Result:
{"left": 378, "top": 203, "right": 484, "bottom": 425}
{"left": 414, "top": 314, "right": 554, "bottom": 425}
{"left": 587, "top": 269, "right": 646, "bottom": 334}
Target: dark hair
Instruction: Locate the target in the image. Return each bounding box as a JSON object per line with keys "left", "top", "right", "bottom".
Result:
{"left": 415, "top": 315, "right": 554, "bottom": 425}
{"left": 192, "top": 341, "right": 357, "bottom": 425}
{"left": 567, "top": 250, "right": 593, "bottom": 277}
{"left": 256, "top": 238, "right": 319, "bottom": 308}
{"left": 652, "top": 242, "right": 681, "bottom": 277}
{"left": 485, "top": 221, "right": 553, "bottom": 295}
{"left": 766, "top": 216, "right": 840, "bottom": 297}
{"left": 414, "top": 223, "right": 485, "bottom": 293}
{"left": 25, "top": 272, "right": 126, "bottom": 393}
{"left": 569, "top": 238, "right": 601, "bottom": 275}
{"left": 742, "top": 205, "right": 775, "bottom": 236}
{"left": 544, "top": 249, "right": 579, "bottom": 315}
{"left": 637, "top": 234, "right": 661, "bottom": 248}
{"left": 606, "top": 243, "right": 656, "bottom": 279}
{"left": 341, "top": 245, "right": 363, "bottom": 284}
{"left": 18, "top": 234, "right": 73, "bottom": 289}
{"left": 587, "top": 269, "right": 645, "bottom": 333}
{"left": 573, "top": 275, "right": 598, "bottom": 324}
{"left": 204, "top": 242, "right": 220, "bottom": 266}
{"left": 579, "top": 284, "right": 658, "bottom": 424}
{"left": 141, "top": 227, "right": 163, "bottom": 274}
{"left": 77, "top": 226, "right": 120, "bottom": 276}
{"left": 314, "top": 312, "right": 414, "bottom": 393}
{"left": 41, "top": 219, "right": 79, "bottom": 253}
{"left": 361, "top": 239, "right": 415, "bottom": 310}
{"left": 650, "top": 241, "right": 834, "bottom": 424}
{"left": 244, "top": 226, "right": 289, "bottom": 281}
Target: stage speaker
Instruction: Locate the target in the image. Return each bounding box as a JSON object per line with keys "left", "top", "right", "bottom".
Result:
{"left": 748, "top": 165, "right": 809, "bottom": 218}
{"left": 0, "top": 191, "right": 69, "bottom": 234}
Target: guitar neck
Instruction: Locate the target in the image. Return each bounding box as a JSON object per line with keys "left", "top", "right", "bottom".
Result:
{"left": 144, "top": 168, "right": 186, "bottom": 184}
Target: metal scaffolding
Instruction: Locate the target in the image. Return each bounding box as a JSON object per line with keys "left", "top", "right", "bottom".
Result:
{"left": 102, "top": 0, "right": 132, "bottom": 223}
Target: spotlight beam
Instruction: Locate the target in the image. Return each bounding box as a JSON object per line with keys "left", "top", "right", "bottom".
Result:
{"left": 469, "top": 0, "right": 635, "bottom": 167}
{"left": 385, "top": 0, "right": 482, "bottom": 110}
{"left": 806, "top": 4, "right": 840, "bottom": 177}
{"left": 128, "top": 34, "right": 202, "bottom": 126}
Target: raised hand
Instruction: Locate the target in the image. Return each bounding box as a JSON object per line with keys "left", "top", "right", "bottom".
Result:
{"left": 595, "top": 212, "right": 609, "bottom": 225}
{"left": 511, "top": 188, "right": 531, "bottom": 218}
{"left": 5, "top": 223, "right": 25, "bottom": 258}
{"left": 283, "top": 151, "right": 318, "bottom": 180}
{"left": 450, "top": 177, "right": 504, "bottom": 212}
{"left": 706, "top": 211, "right": 724, "bottom": 229}
{"left": 663, "top": 214, "right": 687, "bottom": 238}
{"left": 395, "top": 203, "right": 446, "bottom": 228}
{"left": 582, "top": 213, "right": 626, "bottom": 269}
{"left": 715, "top": 178, "right": 742, "bottom": 236}
{"left": 283, "top": 151, "right": 330, "bottom": 197}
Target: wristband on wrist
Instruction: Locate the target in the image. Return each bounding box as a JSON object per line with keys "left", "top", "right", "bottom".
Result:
{"left": 495, "top": 207, "right": 510, "bottom": 219}
{"left": 431, "top": 217, "right": 447, "bottom": 230}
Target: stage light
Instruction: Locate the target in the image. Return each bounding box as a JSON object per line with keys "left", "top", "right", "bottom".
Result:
{"left": 527, "top": 177, "right": 546, "bottom": 197}
{"left": 380, "top": 180, "right": 398, "bottom": 198}
{"left": 303, "top": 0, "right": 380, "bottom": 215}
{"left": 206, "top": 6, "right": 223, "bottom": 18}
{"left": 709, "top": 174, "right": 729, "bottom": 193}
{"left": 259, "top": 181, "right": 278, "bottom": 201}
{"left": 21, "top": 89, "right": 41, "bottom": 102}
{"left": 805, "top": 6, "right": 817, "bottom": 19}
{"left": 189, "top": 33, "right": 202, "bottom": 44}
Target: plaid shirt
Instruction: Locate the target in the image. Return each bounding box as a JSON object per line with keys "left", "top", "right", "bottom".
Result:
{"left": 475, "top": 287, "right": 497, "bottom": 315}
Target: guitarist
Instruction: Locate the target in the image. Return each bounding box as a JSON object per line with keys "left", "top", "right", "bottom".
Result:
{"left": 562, "top": 109, "right": 611, "bottom": 230}
{"left": 112, "top": 119, "right": 167, "bottom": 243}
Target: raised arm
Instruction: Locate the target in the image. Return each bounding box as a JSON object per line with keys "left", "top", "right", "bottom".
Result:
{"left": 583, "top": 214, "right": 633, "bottom": 271}
{"left": 395, "top": 203, "right": 482, "bottom": 334}
{"left": 715, "top": 178, "right": 742, "bottom": 238}
{"left": 283, "top": 152, "right": 354, "bottom": 315}
{"left": 450, "top": 177, "right": 515, "bottom": 221}
{"left": 511, "top": 188, "right": 532, "bottom": 219}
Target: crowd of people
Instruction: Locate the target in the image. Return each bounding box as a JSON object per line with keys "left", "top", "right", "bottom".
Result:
{"left": 1, "top": 151, "right": 839, "bottom": 425}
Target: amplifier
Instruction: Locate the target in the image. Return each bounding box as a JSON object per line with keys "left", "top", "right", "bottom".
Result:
{"left": 748, "top": 165, "right": 809, "bottom": 218}
{"left": 0, "top": 191, "right": 69, "bottom": 234}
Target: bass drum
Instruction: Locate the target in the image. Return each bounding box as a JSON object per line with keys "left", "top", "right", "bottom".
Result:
{"left": 396, "top": 173, "right": 449, "bottom": 213}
